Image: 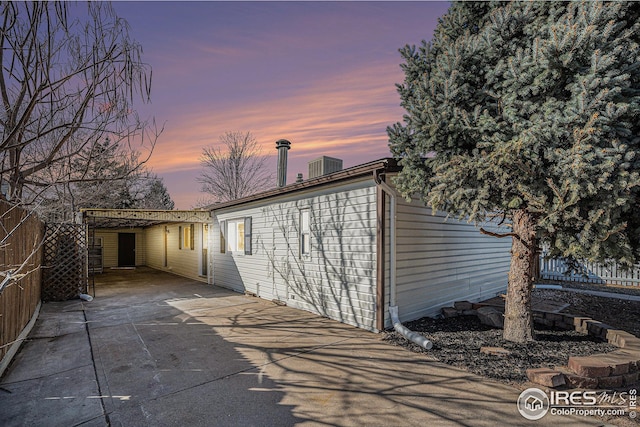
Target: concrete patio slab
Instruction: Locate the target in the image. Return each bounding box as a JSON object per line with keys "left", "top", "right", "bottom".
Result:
{"left": 0, "top": 302, "right": 103, "bottom": 427}
{"left": 0, "top": 268, "right": 612, "bottom": 426}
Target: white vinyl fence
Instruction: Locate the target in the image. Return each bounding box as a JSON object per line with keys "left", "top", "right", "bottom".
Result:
{"left": 539, "top": 255, "right": 640, "bottom": 287}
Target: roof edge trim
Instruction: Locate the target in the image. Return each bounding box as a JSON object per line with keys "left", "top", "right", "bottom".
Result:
{"left": 209, "top": 157, "right": 400, "bottom": 211}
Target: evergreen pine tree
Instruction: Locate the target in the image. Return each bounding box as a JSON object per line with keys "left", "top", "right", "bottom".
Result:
{"left": 39, "top": 138, "right": 176, "bottom": 216}
{"left": 72, "top": 138, "right": 131, "bottom": 207}
{"left": 388, "top": 1, "right": 640, "bottom": 342}
{"left": 137, "top": 177, "right": 175, "bottom": 210}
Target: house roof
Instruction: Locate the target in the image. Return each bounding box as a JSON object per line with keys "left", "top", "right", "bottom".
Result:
{"left": 209, "top": 157, "right": 400, "bottom": 211}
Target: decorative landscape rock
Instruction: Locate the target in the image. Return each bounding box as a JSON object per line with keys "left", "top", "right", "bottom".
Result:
{"left": 562, "top": 371, "right": 599, "bottom": 389}
{"left": 526, "top": 368, "right": 566, "bottom": 388}
{"left": 453, "top": 301, "right": 473, "bottom": 311}
{"left": 476, "top": 306, "right": 504, "bottom": 328}
{"left": 383, "top": 312, "right": 617, "bottom": 385}
{"left": 441, "top": 307, "right": 459, "bottom": 318}
{"left": 393, "top": 289, "right": 639, "bottom": 389}
{"left": 568, "top": 356, "right": 611, "bottom": 378}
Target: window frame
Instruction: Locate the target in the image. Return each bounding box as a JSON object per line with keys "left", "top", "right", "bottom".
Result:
{"left": 179, "top": 224, "right": 195, "bottom": 250}
{"left": 300, "top": 209, "right": 311, "bottom": 258}
{"left": 184, "top": 224, "right": 195, "bottom": 250}
{"left": 224, "top": 217, "right": 252, "bottom": 255}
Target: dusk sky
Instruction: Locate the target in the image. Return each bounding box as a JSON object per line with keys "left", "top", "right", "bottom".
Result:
{"left": 112, "top": 1, "right": 451, "bottom": 209}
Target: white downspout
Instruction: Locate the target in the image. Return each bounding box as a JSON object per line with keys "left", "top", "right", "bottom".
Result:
{"left": 374, "top": 170, "right": 433, "bottom": 350}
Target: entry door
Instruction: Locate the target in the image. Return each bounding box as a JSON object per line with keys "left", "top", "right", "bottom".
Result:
{"left": 118, "top": 233, "right": 136, "bottom": 267}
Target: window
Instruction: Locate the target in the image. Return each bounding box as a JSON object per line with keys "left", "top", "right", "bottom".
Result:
{"left": 224, "top": 217, "right": 252, "bottom": 255}
{"left": 300, "top": 209, "right": 310, "bottom": 257}
{"left": 180, "top": 224, "right": 194, "bottom": 250}
{"left": 228, "top": 219, "right": 244, "bottom": 252}
{"left": 220, "top": 220, "right": 226, "bottom": 253}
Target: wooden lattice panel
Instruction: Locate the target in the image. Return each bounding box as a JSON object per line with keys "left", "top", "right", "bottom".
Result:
{"left": 42, "top": 224, "right": 87, "bottom": 302}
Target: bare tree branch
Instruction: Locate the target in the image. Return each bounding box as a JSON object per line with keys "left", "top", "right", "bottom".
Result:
{"left": 0, "top": 2, "right": 158, "bottom": 213}
{"left": 198, "top": 131, "right": 274, "bottom": 204}
{"left": 479, "top": 227, "right": 519, "bottom": 240}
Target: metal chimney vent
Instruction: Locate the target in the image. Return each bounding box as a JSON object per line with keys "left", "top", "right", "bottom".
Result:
{"left": 308, "top": 156, "right": 343, "bottom": 179}
{"left": 276, "top": 139, "right": 291, "bottom": 187}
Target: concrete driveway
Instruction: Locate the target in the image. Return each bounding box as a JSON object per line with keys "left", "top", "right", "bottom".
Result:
{"left": 0, "top": 268, "right": 604, "bottom": 426}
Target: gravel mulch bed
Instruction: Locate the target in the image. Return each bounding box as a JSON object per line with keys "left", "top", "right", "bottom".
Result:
{"left": 548, "top": 286, "right": 640, "bottom": 338}
{"left": 382, "top": 287, "right": 640, "bottom": 387}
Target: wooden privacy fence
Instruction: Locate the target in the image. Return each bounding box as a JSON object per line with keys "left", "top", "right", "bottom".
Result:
{"left": 0, "top": 199, "right": 45, "bottom": 374}
{"left": 539, "top": 255, "right": 640, "bottom": 287}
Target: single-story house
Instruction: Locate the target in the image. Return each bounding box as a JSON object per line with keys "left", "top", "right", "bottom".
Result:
{"left": 209, "top": 157, "right": 511, "bottom": 331}
{"left": 83, "top": 155, "right": 512, "bottom": 332}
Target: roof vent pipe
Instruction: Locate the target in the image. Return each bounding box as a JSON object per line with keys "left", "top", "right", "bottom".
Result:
{"left": 276, "top": 139, "right": 291, "bottom": 188}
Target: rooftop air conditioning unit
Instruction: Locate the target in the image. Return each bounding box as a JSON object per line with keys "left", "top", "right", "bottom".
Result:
{"left": 308, "top": 156, "right": 343, "bottom": 179}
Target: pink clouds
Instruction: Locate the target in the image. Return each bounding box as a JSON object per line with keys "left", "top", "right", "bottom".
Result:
{"left": 149, "top": 59, "right": 402, "bottom": 173}
{"left": 148, "top": 61, "right": 399, "bottom": 209}
{"left": 113, "top": 1, "right": 450, "bottom": 208}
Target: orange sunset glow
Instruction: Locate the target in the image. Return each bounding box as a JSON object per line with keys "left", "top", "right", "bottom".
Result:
{"left": 113, "top": 2, "right": 451, "bottom": 208}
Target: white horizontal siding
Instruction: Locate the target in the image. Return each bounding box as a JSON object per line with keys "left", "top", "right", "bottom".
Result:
{"left": 213, "top": 207, "right": 274, "bottom": 299}
{"left": 388, "top": 197, "right": 511, "bottom": 327}
{"left": 94, "top": 230, "right": 116, "bottom": 268}
{"left": 148, "top": 223, "right": 205, "bottom": 282}
{"left": 212, "top": 179, "right": 378, "bottom": 331}
{"left": 93, "top": 229, "right": 145, "bottom": 268}
{"left": 144, "top": 226, "right": 164, "bottom": 268}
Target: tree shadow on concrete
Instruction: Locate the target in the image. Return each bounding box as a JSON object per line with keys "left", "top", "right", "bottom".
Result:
{"left": 82, "top": 269, "right": 591, "bottom": 426}
{"left": 176, "top": 289, "right": 543, "bottom": 427}
{"left": 85, "top": 269, "right": 304, "bottom": 427}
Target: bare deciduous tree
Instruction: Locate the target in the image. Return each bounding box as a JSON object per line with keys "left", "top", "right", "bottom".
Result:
{"left": 198, "top": 131, "right": 273, "bottom": 204}
{"left": 0, "top": 1, "right": 159, "bottom": 210}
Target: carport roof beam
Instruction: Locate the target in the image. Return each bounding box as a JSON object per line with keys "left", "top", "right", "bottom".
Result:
{"left": 81, "top": 208, "right": 212, "bottom": 226}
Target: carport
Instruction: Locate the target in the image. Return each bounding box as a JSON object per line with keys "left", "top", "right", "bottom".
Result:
{"left": 81, "top": 208, "right": 212, "bottom": 283}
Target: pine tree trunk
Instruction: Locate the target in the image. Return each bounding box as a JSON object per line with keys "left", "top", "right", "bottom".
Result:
{"left": 503, "top": 209, "right": 537, "bottom": 343}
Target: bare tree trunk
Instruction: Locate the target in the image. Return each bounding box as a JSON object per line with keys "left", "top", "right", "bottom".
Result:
{"left": 503, "top": 209, "right": 537, "bottom": 343}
